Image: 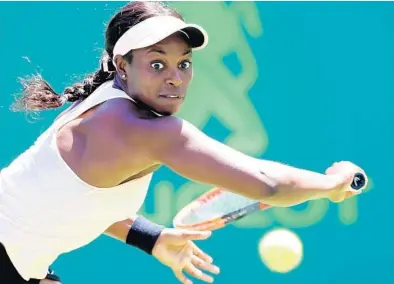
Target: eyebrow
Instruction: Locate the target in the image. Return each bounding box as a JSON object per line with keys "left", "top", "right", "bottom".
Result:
{"left": 147, "top": 48, "right": 192, "bottom": 56}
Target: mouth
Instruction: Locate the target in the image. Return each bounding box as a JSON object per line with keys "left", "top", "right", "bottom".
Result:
{"left": 158, "top": 94, "right": 184, "bottom": 99}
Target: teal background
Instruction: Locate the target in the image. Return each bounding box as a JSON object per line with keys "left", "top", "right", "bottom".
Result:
{"left": 0, "top": 1, "right": 393, "bottom": 284}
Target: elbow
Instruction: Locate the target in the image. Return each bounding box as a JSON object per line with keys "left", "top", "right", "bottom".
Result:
{"left": 256, "top": 177, "right": 301, "bottom": 206}
{"left": 243, "top": 179, "right": 279, "bottom": 201}
{"left": 255, "top": 183, "right": 278, "bottom": 201}
{"left": 254, "top": 174, "right": 296, "bottom": 201}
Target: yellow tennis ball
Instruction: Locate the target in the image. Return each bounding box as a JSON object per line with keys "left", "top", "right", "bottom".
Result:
{"left": 258, "top": 228, "right": 303, "bottom": 273}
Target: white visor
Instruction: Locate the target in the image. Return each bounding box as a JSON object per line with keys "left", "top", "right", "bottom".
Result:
{"left": 112, "top": 16, "right": 208, "bottom": 61}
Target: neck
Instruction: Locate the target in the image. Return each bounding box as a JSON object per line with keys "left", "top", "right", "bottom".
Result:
{"left": 112, "top": 74, "right": 164, "bottom": 117}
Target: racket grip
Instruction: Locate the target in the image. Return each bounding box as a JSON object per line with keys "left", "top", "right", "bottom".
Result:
{"left": 351, "top": 172, "right": 366, "bottom": 190}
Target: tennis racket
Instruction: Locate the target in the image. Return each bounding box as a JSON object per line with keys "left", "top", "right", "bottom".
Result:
{"left": 173, "top": 173, "right": 366, "bottom": 231}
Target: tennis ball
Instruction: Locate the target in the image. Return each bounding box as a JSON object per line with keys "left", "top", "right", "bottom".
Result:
{"left": 258, "top": 228, "right": 303, "bottom": 273}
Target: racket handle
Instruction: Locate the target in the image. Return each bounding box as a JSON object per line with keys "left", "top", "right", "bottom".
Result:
{"left": 351, "top": 172, "right": 366, "bottom": 190}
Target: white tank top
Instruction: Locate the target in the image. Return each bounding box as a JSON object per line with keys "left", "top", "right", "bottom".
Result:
{"left": 0, "top": 81, "right": 153, "bottom": 280}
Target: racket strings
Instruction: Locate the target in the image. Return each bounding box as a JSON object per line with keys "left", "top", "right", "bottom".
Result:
{"left": 182, "top": 191, "right": 257, "bottom": 225}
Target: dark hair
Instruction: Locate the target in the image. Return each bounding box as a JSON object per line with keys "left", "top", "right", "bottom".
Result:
{"left": 12, "top": 1, "right": 183, "bottom": 112}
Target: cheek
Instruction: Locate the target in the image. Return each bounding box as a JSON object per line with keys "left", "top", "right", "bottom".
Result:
{"left": 182, "top": 70, "right": 193, "bottom": 87}
{"left": 138, "top": 70, "right": 163, "bottom": 95}
{"left": 127, "top": 68, "right": 154, "bottom": 92}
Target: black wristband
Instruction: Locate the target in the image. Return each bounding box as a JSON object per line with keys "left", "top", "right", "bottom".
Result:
{"left": 126, "top": 216, "right": 164, "bottom": 255}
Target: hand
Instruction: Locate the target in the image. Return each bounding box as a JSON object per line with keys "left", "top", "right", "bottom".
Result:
{"left": 152, "top": 228, "right": 220, "bottom": 284}
{"left": 39, "top": 280, "right": 61, "bottom": 284}
{"left": 324, "top": 161, "right": 368, "bottom": 203}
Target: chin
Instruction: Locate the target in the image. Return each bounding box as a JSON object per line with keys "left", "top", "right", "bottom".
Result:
{"left": 155, "top": 104, "right": 182, "bottom": 117}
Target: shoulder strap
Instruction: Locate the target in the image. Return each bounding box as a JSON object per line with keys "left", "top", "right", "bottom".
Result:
{"left": 52, "top": 81, "right": 131, "bottom": 130}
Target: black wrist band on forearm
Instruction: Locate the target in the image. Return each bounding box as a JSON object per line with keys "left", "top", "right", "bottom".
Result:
{"left": 125, "top": 216, "right": 164, "bottom": 255}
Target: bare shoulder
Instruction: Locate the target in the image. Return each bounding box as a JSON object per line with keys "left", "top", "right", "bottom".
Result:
{"left": 64, "top": 98, "right": 203, "bottom": 152}
{"left": 132, "top": 115, "right": 191, "bottom": 139}
{"left": 91, "top": 99, "right": 220, "bottom": 165}
{"left": 122, "top": 112, "right": 204, "bottom": 157}
{"left": 125, "top": 114, "right": 190, "bottom": 145}
{"left": 86, "top": 99, "right": 194, "bottom": 145}
{"left": 85, "top": 98, "right": 137, "bottom": 129}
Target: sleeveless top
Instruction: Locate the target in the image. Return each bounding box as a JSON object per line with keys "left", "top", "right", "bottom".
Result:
{"left": 0, "top": 81, "right": 153, "bottom": 280}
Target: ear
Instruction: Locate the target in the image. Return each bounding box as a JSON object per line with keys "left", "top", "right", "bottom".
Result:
{"left": 114, "top": 55, "right": 128, "bottom": 78}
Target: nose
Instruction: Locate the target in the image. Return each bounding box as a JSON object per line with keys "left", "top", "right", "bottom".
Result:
{"left": 165, "top": 71, "right": 183, "bottom": 87}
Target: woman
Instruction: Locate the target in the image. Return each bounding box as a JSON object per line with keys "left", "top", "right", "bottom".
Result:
{"left": 1, "top": 2, "right": 367, "bottom": 284}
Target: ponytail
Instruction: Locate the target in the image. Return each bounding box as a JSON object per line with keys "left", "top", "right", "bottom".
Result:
{"left": 11, "top": 52, "right": 116, "bottom": 112}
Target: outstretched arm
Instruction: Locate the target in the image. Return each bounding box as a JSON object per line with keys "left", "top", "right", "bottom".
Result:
{"left": 129, "top": 116, "right": 362, "bottom": 207}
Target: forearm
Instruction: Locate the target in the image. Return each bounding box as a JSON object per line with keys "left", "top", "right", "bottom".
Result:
{"left": 256, "top": 159, "right": 334, "bottom": 206}
{"left": 105, "top": 218, "right": 132, "bottom": 242}
{"left": 105, "top": 216, "right": 164, "bottom": 254}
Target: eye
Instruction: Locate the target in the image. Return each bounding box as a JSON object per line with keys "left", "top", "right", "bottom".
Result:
{"left": 151, "top": 61, "right": 165, "bottom": 71}
{"left": 179, "top": 60, "right": 192, "bottom": 70}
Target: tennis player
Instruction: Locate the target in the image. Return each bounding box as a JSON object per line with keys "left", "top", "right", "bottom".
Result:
{"left": 0, "top": 2, "right": 366, "bottom": 284}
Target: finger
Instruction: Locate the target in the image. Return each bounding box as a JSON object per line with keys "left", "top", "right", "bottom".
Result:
{"left": 344, "top": 190, "right": 361, "bottom": 199}
{"left": 192, "top": 255, "right": 220, "bottom": 275}
{"left": 179, "top": 230, "right": 212, "bottom": 241}
{"left": 174, "top": 270, "right": 193, "bottom": 284}
{"left": 331, "top": 190, "right": 359, "bottom": 203}
{"left": 329, "top": 192, "right": 346, "bottom": 203}
{"left": 185, "top": 263, "right": 214, "bottom": 283}
{"left": 345, "top": 191, "right": 356, "bottom": 199}
{"left": 330, "top": 197, "right": 343, "bottom": 203}
{"left": 191, "top": 242, "right": 213, "bottom": 263}
{"left": 333, "top": 174, "right": 355, "bottom": 193}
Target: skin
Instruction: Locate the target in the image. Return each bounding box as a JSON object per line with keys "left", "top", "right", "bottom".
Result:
{"left": 39, "top": 280, "right": 61, "bottom": 284}
{"left": 53, "top": 33, "right": 367, "bottom": 284}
